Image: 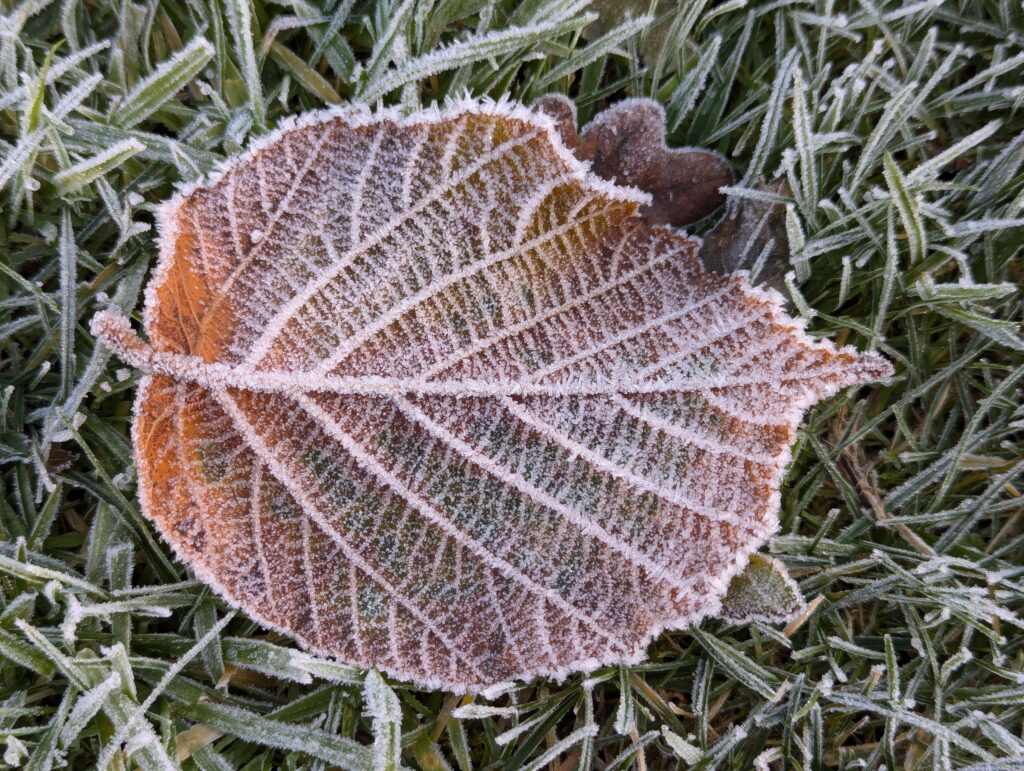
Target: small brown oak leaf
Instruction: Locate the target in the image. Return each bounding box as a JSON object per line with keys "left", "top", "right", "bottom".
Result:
{"left": 532, "top": 94, "right": 733, "bottom": 228}
{"left": 92, "top": 98, "right": 891, "bottom": 692}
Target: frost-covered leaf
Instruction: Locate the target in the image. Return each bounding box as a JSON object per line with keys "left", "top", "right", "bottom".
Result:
{"left": 92, "top": 98, "right": 890, "bottom": 691}
{"left": 718, "top": 554, "right": 806, "bottom": 624}
{"left": 533, "top": 94, "right": 733, "bottom": 228}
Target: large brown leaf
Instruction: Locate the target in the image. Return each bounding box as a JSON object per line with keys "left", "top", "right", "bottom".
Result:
{"left": 93, "top": 99, "right": 891, "bottom": 691}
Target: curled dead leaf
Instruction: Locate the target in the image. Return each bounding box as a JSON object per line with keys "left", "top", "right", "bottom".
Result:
{"left": 534, "top": 97, "right": 793, "bottom": 296}
{"left": 93, "top": 98, "right": 891, "bottom": 691}
{"left": 533, "top": 94, "right": 733, "bottom": 229}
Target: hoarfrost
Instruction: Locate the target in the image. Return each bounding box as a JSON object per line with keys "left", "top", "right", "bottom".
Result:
{"left": 3, "top": 736, "right": 27, "bottom": 767}
{"left": 60, "top": 672, "right": 123, "bottom": 748}
{"left": 364, "top": 670, "right": 402, "bottom": 771}
{"left": 91, "top": 98, "right": 890, "bottom": 691}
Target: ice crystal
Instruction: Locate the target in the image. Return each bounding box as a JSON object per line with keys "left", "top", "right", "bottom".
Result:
{"left": 92, "top": 97, "right": 891, "bottom": 691}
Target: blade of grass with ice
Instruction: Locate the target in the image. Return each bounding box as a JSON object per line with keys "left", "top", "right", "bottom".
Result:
{"left": 112, "top": 37, "right": 214, "bottom": 128}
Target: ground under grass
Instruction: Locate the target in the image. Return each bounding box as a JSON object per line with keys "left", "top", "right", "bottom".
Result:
{"left": 1, "top": 0, "right": 1023, "bottom": 768}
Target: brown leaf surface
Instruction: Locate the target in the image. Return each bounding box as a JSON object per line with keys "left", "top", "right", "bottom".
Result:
{"left": 533, "top": 94, "right": 733, "bottom": 228}
{"left": 93, "top": 99, "right": 891, "bottom": 691}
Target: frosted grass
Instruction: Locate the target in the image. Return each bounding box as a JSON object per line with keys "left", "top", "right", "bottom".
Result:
{"left": 0, "top": 0, "right": 1022, "bottom": 768}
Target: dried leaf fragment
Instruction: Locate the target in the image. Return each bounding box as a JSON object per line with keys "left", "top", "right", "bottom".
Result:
{"left": 93, "top": 98, "right": 891, "bottom": 691}
{"left": 699, "top": 178, "right": 794, "bottom": 294}
{"left": 718, "top": 554, "right": 806, "bottom": 623}
{"left": 533, "top": 94, "right": 733, "bottom": 228}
